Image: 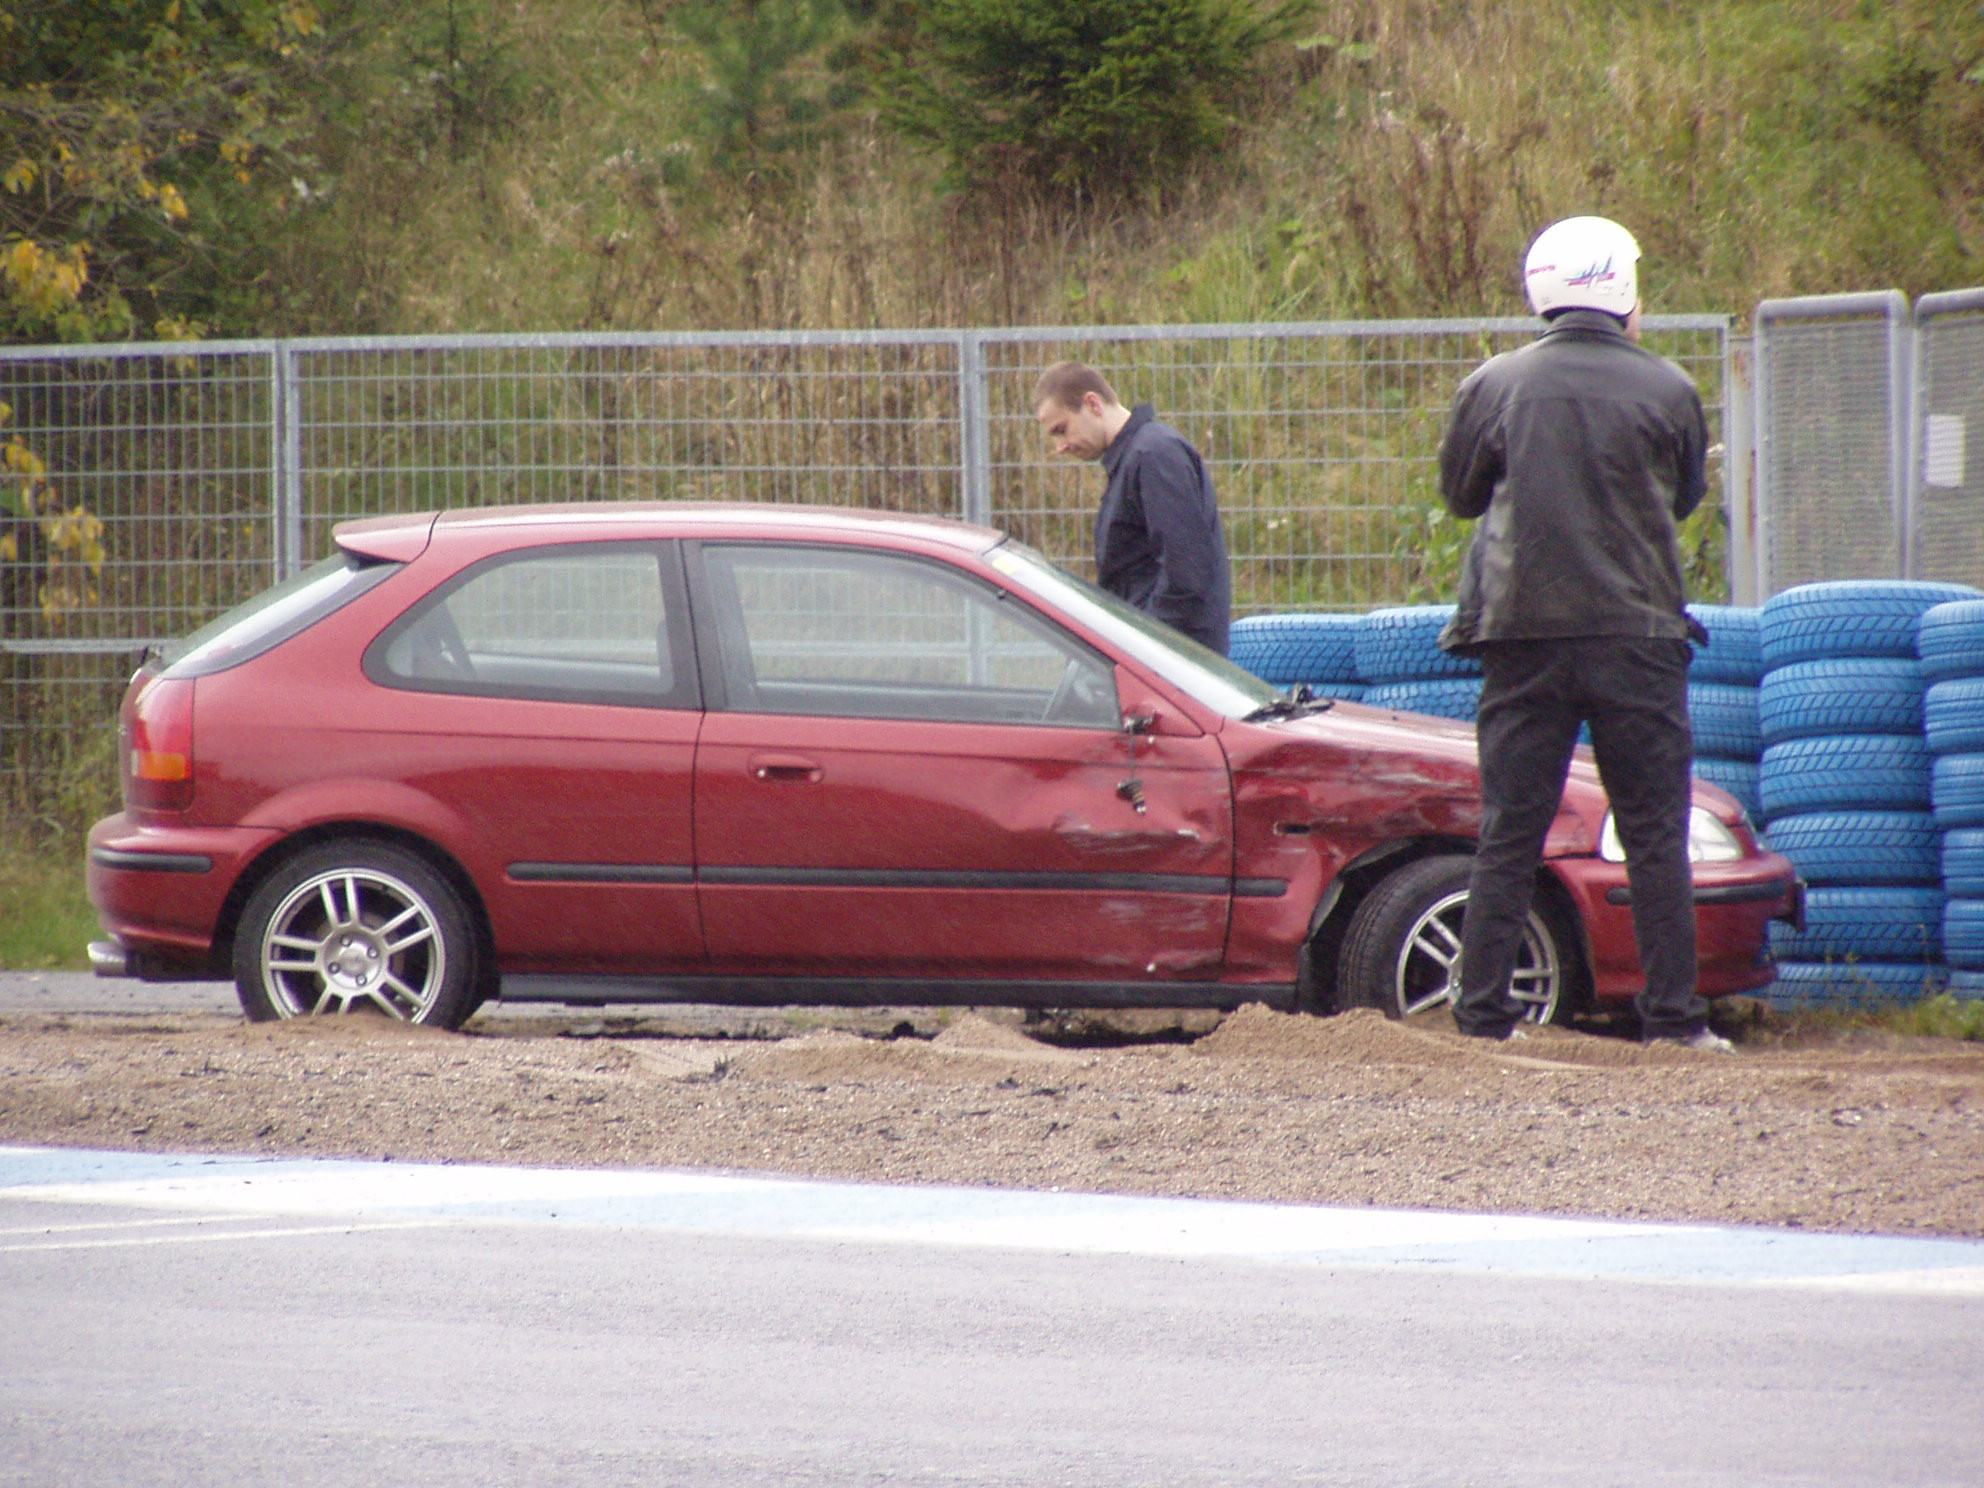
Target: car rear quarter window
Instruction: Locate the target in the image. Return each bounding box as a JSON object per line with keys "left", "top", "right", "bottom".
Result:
{"left": 158, "top": 552, "right": 402, "bottom": 678}
{"left": 366, "top": 541, "right": 697, "bottom": 709}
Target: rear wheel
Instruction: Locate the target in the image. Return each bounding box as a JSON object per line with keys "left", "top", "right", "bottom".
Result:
{"left": 1338, "top": 854, "right": 1576, "bottom": 1025}
{"left": 232, "top": 840, "right": 479, "bottom": 1029}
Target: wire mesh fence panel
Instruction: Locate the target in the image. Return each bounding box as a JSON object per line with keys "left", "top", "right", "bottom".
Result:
{"left": 1912, "top": 290, "right": 1984, "bottom": 590}
{"left": 289, "top": 335, "right": 968, "bottom": 564}
{"left": 0, "top": 343, "right": 280, "bottom": 821}
{"left": 0, "top": 318, "right": 1733, "bottom": 820}
{"left": 983, "top": 319, "right": 1731, "bottom": 615}
{"left": 1754, "top": 294, "right": 1909, "bottom": 595}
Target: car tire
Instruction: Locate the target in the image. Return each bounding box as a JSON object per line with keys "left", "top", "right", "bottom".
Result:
{"left": 1758, "top": 734, "right": 1933, "bottom": 821}
{"left": 1228, "top": 613, "right": 1362, "bottom": 687}
{"left": 1362, "top": 678, "right": 1483, "bottom": 723}
{"left": 1690, "top": 756, "right": 1761, "bottom": 819}
{"left": 1768, "top": 886, "right": 1945, "bottom": 963}
{"left": 1685, "top": 604, "right": 1764, "bottom": 685}
{"left": 1941, "top": 829, "right": 1984, "bottom": 899}
{"left": 1926, "top": 677, "right": 1984, "bottom": 757}
{"left": 1767, "top": 959, "right": 1949, "bottom": 1006}
{"left": 1762, "top": 810, "right": 1942, "bottom": 887}
{"left": 1759, "top": 580, "right": 1979, "bottom": 670}
{"left": 1353, "top": 606, "right": 1478, "bottom": 684}
{"left": 1942, "top": 898, "right": 1984, "bottom": 971}
{"left": 233, "top": 839, "right": 481, "bottom": 1030}
{"left": 1336, "top": 854, "right": 1576, "bottom": 1025}
{"left": 1916, "top": 599, "right": 1984, "bottom": 683}
{"left": 1934, "top": 753, "right": 1984, "bottom": 829}
{"left": 1688, "top": 682, "right": 1762, "bottom": 757}
{"left": 1758, "top": 660, "right": 1923, "bottom": 745}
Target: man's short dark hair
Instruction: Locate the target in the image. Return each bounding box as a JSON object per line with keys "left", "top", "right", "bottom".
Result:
{"left": 1033, "top": 361, "right": 1119, "bottom": 411}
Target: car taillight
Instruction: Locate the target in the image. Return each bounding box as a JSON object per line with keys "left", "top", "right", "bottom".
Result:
{"left": 123, "top": 672, "right": 195, "bottom": 811}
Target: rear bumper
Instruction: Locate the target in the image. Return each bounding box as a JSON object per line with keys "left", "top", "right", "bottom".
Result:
{"left": 86, "top": 813, "right": 279, "bottom": 979}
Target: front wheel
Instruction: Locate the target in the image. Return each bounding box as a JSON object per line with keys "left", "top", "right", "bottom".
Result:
{"left": 1337, "top": 854, "right": 1578, "bottom": 1025}
{"left": 232, "top": 840, "right": 480, "bottom": 1029}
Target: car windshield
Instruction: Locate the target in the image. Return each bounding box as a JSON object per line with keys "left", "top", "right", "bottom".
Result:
{"left": 986, "top": 540, "right": 1281, "bottom": 719}
{"left": 157, "top": 551, "right": 401, "bottom": 678}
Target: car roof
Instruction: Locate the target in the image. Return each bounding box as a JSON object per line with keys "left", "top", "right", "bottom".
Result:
{"left": 334, "top": 502, "right": 1007, "bottom": 564}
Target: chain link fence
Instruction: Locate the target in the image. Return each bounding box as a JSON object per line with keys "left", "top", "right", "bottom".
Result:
{"left": 1, "top": 317, "right": 1736, "bottom": 821}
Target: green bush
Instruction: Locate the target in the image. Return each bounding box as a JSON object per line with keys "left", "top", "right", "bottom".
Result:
{"left": 879, "top": 0, "right": 1313, "bottom": 200}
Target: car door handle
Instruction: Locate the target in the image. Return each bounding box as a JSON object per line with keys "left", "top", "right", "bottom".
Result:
{"left": 750, "top": 753, "right": 823, "bottom": 783}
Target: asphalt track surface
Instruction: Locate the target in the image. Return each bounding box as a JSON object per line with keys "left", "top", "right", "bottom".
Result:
{"left": 5, "top": 972, "right": 1984, "bottom": 1484}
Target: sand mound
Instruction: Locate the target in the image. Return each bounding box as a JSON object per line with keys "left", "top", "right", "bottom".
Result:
{"left": 733, "top": 1022, "right": 1083, "bottom": 1086}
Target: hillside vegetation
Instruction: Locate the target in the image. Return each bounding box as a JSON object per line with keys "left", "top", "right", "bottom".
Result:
{"left": 6, "top": 0, "right": 1982, "bottom": 344}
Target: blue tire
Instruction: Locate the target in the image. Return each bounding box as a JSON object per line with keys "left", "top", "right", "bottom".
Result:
{"left": 1308, "top": 680, "right": 1369, "bottom": 702}
{"left": 1947, "top": 969, "right": 1984, "bottom": 1001}
{"left": 1228, "top": 613, "right": 1362, "bottom": 686}
{"left": 1759, "top": 734, "right": 1933, "bottom": 820}
{"left": 1942, "top": 829, "right": 1984, "bottom": 898}
{"left": 1686, "top": 604, "right": 1764, "bottom": 685}
{"left": 1932, "top": 753, "right": 1984, "bottom": 828}
{"left": 1691, "top": 756, "right": 1761, "bottom": 818}
{"left": 1916, "top": 598, "right": 1984, "bottom": 683}
{"left": 1765, "top": 959, "right": 1949, "bottom": 1008}
{"left": 1769, "top": 886, "right": 1944, "bottom": 962}
{"left": 1763, "top": 810, "right": 1941, "bottom": 886}
{"left": 1688, "top": 683, "right": 1761, "bottom": 758}
{"left": 1362, "top": 678, "right": 1483, "bottom": 723}
{"left": 1943, "top": 897, "right": 1984, "bottom": 970}
{"left": 1758, "top": 659, "right": 1923, "bottom": 745}
{"left": 1353, "top": 606, "right": 1477, "bottom": 684}
{"left": 1760, "top": 580, "right": 1979, "bottom": 670}
{"left": 1925, "top": 677, "right": 1984, "bottom": 757}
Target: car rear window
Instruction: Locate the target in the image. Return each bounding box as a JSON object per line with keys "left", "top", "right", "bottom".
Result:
{"left": 156, "top": 551, "right": 401, "bottom": 678}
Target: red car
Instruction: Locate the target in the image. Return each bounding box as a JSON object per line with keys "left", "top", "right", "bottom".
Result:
{"left": 88, "top": 503, "right": 1801, "bottom": 1030}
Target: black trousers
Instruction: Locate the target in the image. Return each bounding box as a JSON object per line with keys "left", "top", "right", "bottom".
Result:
{"left": 1456, "top": 636, "right": 1707, "bottom": 1040}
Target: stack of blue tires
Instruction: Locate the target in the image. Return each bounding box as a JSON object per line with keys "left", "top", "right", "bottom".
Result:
{"left": 1921, "top": 599, "right": 1984, "bottom": 1003}
{"left": 1354, "top": 606, "right": 1482, "bottom": 722}
{"left": 1757, "top": 581, "right": 1979, "bottom": 1006}
{"left": 1684, "top": 604, "right": 1765, "bottom": 820}
{"left": 1226, "top": 612, "right": 1366, "bottom": 699}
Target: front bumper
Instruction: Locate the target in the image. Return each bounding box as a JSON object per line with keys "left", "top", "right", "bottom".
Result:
{"left": 1551, "top": 850, "right": 1804, "bottom": 1001}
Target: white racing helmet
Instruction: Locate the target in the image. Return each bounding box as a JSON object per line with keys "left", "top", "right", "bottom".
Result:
{"left": 1523, "top": 215, "right": 1640, "bottom": 317}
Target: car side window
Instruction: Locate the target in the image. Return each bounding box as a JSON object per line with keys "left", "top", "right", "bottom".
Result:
{"left": 367, "top": 542, "right": 696, "bottom": 709}
{"left": 700, "top": 544, "right": 1119, "bottom": 727}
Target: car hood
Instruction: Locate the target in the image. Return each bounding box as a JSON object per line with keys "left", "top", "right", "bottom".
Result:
{"left": 1222, "top": 698, "right": 1610, "bottom": 856}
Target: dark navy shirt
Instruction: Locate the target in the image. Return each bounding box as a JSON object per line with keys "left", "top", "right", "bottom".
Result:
{"left": 1095, "top": 403, "right": 1232, "bottom": 655}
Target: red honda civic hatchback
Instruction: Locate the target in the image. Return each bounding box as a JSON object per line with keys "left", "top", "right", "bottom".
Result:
{"left": 88, "top": 503, "right": 1801, "bottom": 1030}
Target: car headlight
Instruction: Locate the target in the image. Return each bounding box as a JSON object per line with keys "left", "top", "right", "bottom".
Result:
{"left": 1599, "top": 807, "right": 1746, "bottom": 864}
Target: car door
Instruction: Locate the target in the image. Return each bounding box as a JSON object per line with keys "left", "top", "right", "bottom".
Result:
{"left": 361, "top": 539, "right": 705, "bottom": 973}
{"left": 688, "top": 539, "right": 1234, "bottom": 987}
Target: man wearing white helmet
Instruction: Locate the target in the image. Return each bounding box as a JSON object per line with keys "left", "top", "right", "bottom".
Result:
{"left": 1436, "top": 215, "right": 1731, "bottom": 1052}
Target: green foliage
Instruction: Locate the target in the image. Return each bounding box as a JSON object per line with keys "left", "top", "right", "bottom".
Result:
{"left": 0, "top": 820, "right": 101, "bottom": 971}
{"left": 878, "top": 0, "right": 1314, "bottom": 200}
{"left": 669, "top": 0, "right": 854, "bottom": 175}
{"left": 0, "top": 0, "right": 329, "bottom": 343}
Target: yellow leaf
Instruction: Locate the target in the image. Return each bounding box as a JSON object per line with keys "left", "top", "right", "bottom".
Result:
{"left": 0, "top": 534, "right": 15, "bottom": 562}
{"left": 1, "top": 159, "right": 34, "bottom": 193}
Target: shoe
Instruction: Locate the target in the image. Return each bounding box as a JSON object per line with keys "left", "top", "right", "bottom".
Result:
{"left": 1646, "top": 1027, "right": 1736, "bottom": 1054}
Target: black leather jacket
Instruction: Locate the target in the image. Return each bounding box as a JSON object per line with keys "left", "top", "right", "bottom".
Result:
{"left": 1436, "top": 310, "right": 1708, "bottom": 653}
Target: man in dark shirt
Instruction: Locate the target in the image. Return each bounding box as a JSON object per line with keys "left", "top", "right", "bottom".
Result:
{"left": 1437, "top": 215, "right": 1731, "bottom": 1053}
{"left": 1033, "top": 361, "right": 1231, "bottom": 655}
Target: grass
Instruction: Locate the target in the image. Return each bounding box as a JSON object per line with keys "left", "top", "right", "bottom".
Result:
{"left": 0, "top": 833, "right": 97, "bottom": 972}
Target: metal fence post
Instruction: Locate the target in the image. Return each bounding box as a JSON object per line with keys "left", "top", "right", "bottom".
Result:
{"left": 275, "top": 344, "right": 304, "bottom": 580}
{"left": 958, "top": 330, "right": 991, "bottom": 527}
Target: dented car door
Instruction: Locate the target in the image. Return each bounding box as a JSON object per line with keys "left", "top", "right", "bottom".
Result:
{"left": 689, "top": 541, "right": 1235, "bottom": 987}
